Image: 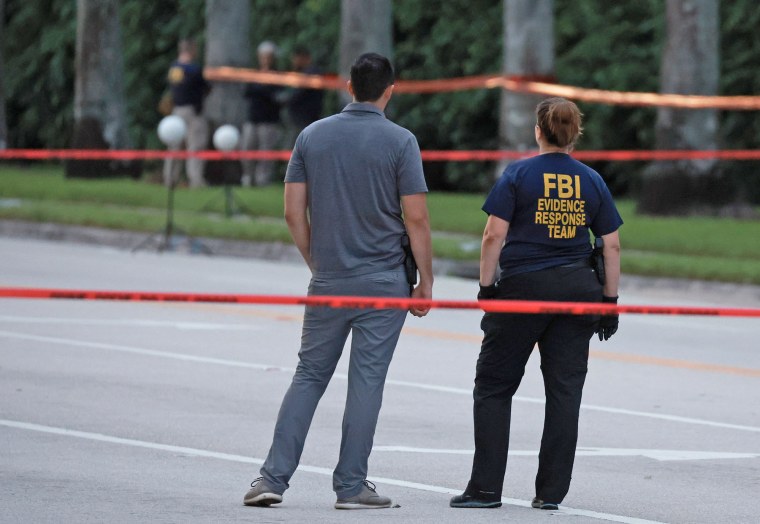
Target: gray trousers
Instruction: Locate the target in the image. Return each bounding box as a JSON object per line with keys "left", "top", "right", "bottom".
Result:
{"left": 260, "top": 268, "right": 408, "bottom": 498}
{"left": 240, "top": 121, "right": 282, "bottom": 186}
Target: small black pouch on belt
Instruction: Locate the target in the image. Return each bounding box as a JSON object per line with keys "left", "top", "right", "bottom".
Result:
{"left": 401, "top": 233, "right": 418, "bottom": 290}
{"left": 589, "top": 237, "right": 606, "bottom": 286}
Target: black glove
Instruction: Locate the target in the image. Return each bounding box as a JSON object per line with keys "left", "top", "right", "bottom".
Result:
{"left": 478, "top": 283, "right": 499, "bottom": 300}
{"left": 596, "top": 295, "right": 619, "bottom": 341}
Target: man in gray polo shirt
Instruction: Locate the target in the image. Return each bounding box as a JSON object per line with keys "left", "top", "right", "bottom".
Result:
{"left": 244, "top": 53, "right": 433, "bottom": 510}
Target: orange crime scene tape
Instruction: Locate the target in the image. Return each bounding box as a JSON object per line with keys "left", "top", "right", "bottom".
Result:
{"left": 1, "top": 287, "right": 760, "bottom": 318}
{"left": 2, "top": 149, "right": 760, "bottom": 162}
{"left": 204, "top": 66, "right": 760, "bottom": 111}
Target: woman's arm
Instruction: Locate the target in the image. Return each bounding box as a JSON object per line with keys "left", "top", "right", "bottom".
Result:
{"left": 601, "top": 230, "right": 621, "bottom": 297}
{"left": 480, "top": 215, "right": 509, "bottom": 286}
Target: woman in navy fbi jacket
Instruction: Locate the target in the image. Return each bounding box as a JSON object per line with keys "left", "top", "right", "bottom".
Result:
{"left": 451, "top": 97, "right": 623, "bottom": 511}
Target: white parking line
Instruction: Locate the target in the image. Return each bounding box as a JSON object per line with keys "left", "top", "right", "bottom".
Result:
{"left": 0, "top": 315, "right": 261, "bottom": 331}
{"left": 373, "top": 446, "right": 760, "bottom": 461}
{"left": 2, "top": 328, "right": 759, "bottom": 433}
{"left": 0, "top": 418, "right": 666, "bottom": 524}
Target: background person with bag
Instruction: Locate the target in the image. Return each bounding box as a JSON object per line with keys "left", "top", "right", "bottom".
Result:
{"left": 162, "top": 38, "right": 210, "bottom": 188}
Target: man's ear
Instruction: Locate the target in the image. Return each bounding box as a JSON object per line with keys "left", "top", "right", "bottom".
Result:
{"left": 347, "top": 80, "right": 354, "bottom": 98}
{"left": 384, "top": 84, "right": 394, "bottom": 101}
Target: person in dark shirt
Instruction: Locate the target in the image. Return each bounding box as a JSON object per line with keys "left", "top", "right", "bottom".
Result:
{"left": 163, "top": 38, "right": 210, "bottom": 188}
{"left": 282, "top": 46, "right": 324, "bottom": 148}
{"left": 240, "top": 41, "right": 283, "bottom": 187}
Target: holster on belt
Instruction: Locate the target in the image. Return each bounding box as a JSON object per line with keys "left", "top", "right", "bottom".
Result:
{"left": 589, "top": 237, "right": 606, "bottom": 286}
{"left": 401, "top": 233, "right": 418, "bottom": 291}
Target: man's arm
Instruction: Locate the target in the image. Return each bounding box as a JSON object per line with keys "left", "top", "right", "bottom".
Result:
{"left": 601, "top": 230, "right": 621, "bottom": 297}
{"left": 401, "top": 193, "right": 433, "bottom": 317}
{"left": 284, "top": 182, "right": 311, "bottom": 269}
{"left": 480, "top": 215, "right": 509, "bottom": 286}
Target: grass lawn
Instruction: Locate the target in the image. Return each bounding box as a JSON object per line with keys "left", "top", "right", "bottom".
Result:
{"left": 2, "top": 164, "right": 759, "bottom": 284}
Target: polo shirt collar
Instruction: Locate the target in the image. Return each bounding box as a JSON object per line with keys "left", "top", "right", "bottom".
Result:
{"left": 342, "top": 102, "right": 385, "bottom": 117}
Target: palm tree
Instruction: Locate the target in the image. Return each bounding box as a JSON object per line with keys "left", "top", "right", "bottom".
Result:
{"left": 73, "top": 0, "right": 131, "bottom": 149}
{"left": 339, "top": 0, "right": 392, "bottom": 104}
{"left": 204, "top": 0, "right": 250, "bottom": 128}
{"left": 0, "top": 0, "right": 7, "bottom": 149}
{"left": 637, "top": 0, "right": 739, "bottom": 215}
{"left": 67, "top": 0, "right": 132, "bottom": 177}
{"left": 498, "top": 0, "right": 555, "bottom": 177}
{"left": 203, "top": 0, "right": 250, "bottom": 184}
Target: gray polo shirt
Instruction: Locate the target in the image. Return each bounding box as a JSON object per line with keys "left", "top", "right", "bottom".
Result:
{"left": 284, "top": 102, "right": 428, "bottom": 278}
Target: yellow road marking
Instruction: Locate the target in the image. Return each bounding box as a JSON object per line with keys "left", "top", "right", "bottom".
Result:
{"left": 590, "top": 350, "right": 760, "bottom": 378}
{"left": 156, "top": 302, "right": 760, "bottom": 378}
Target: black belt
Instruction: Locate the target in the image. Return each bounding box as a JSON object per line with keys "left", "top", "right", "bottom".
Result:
{"left": 559, "top": 259, "right": 591, "bottom": 269}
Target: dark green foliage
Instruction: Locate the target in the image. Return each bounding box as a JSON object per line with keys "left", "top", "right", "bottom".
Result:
{"left": 121, "top": 0, "right": 205, "bottom": 149}
{"left": 250, "top": 0, "right": 339, "bottom": 70}
{"left": 554, "top": 0, "right": 663, "bottom": 195}
{"left": 4, "top": 0, "right": 75, "bottom": 148}
{"left": 393, "top": 1, "right": 502, "bottom": 191}
{"left": 719, "top": 0, "right": 760, "bottom": 204}
{"left": 2, "top": 0, "right": 759, "bottom": 200}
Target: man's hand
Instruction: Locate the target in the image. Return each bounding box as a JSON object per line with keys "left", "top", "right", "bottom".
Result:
{"left": 409, "top": 281, "right": 432, "bottom": 317}
{"left": 596, "top": 295, "right": 619, "bottom": 341}
{"left": 401, "top": 193, "right": 433, "bottom": 318}
{"left": 478, "top": 283, "right": 499, "bottom": 300}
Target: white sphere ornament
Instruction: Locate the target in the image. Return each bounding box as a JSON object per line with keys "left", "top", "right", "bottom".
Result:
{"left": 157, "top": 115, "right": 187, "bottom": 147}
{"left": 213, "top": 125, "right": 240, "bottom": 151}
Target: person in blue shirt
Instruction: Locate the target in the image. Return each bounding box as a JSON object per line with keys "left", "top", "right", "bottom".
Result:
{"left": 451, "top": 97, "right": 623, "bottom": 512}
{"left": 163, "top": 39, "right": 210, "bottom": 188}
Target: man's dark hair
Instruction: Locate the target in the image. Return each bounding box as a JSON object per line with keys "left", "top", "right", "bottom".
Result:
{"left": 350, "top": 53, "right": 394, "bottom": 102}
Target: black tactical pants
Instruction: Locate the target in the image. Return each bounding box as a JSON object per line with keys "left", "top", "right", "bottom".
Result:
{"left": 466, "top": 263, "right": 602, "bottom": 504}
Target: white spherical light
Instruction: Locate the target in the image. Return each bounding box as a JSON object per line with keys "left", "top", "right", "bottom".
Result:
{"left": 157, "top": 115, "right": 187, "bottom": 146}
{"left": 213, "top": 125, "right": 240, "bottom": 151}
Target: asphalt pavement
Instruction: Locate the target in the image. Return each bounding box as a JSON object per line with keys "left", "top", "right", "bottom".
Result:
{"left": 1, "top": 236, "right": 759, "bottom": 523}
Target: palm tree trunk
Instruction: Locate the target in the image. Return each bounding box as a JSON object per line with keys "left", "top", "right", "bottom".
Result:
{"left": 73, "top": 0, "right": 131, "bottom": 149}
{"left": 204, "top": 0, "right": 250, "bottom": 128}
{"left": 204, "top": 0, "right": 250, "bottom": 184}
{"left": 339, "top": 0, "right": 392, "bottom": 104}
{"left": 0, "top": 0, "right": 7, "bottom": 149}
{"left": 637, "top": 0, "right": 740, "bottom": 215}
{"left": 497, "top": 0, "right": 555, "bottom": 177}
{"left": 67, "top": 0, "right": 134, "bottom": 177}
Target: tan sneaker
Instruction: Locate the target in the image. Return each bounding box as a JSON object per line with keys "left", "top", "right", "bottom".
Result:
{"left": 243, "top": 477, "right": 282, "bottom": 507}
{"left": 335, "top": 480, "right": 392, "bottom": 509}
